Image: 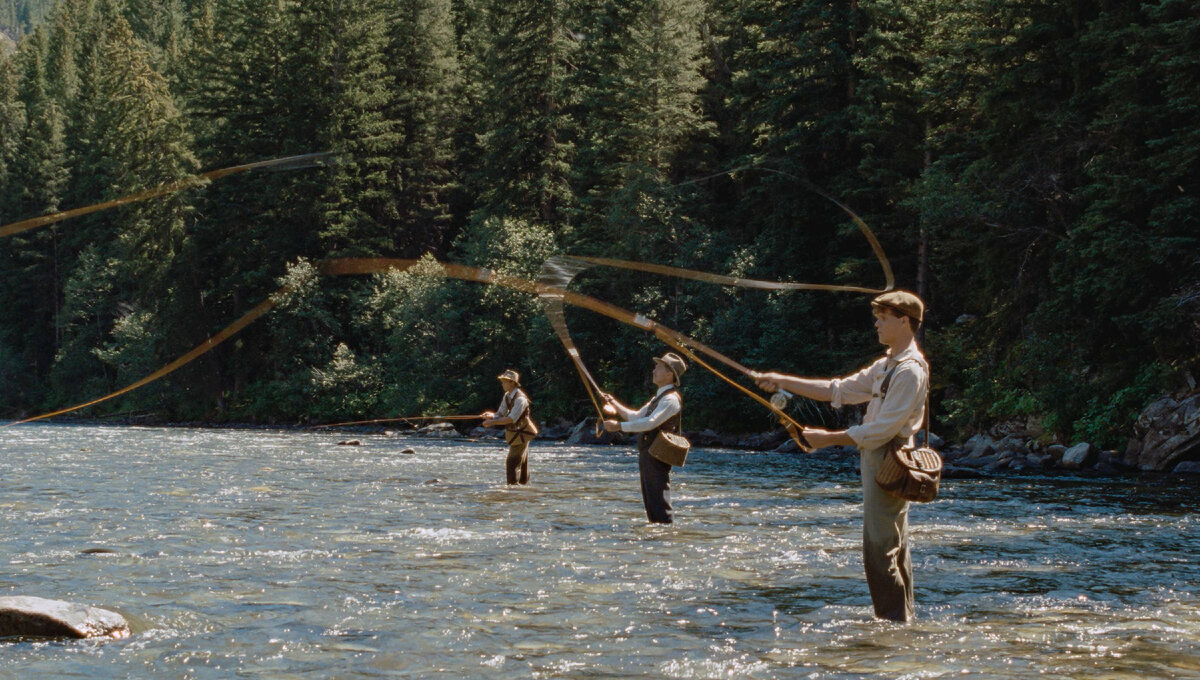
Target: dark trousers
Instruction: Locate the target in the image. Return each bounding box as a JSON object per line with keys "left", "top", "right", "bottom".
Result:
{"left": 637, "top": 447, "right": 673, "bottom": 524}
{"left": 506, "top": 441, "right": 530, "bottom": 485}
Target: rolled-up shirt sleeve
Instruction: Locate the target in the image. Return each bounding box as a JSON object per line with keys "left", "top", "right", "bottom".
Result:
{"left": 620, "top": 393, "right": 681, "bottom": 433}
{"left": 846, "top": 364, "right": 926, "bottom": 450}
{"left": 830, "top": 360, "right": 882, "bottom": 408}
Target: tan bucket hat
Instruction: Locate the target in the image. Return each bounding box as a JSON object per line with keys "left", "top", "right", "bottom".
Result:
{"left": 496, "top": 369, "right": 521, "bottom": 385}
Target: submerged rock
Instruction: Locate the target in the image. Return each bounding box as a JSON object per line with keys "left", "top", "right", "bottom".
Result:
{"left": 0, "top": 596, "right": 130, "bottom": 639}
{"left": 337, "top": 439, "right": 362, "bottom": 446}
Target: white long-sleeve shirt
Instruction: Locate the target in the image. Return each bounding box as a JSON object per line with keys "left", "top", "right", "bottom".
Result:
{"left": 495, "top": 388, "right": 529, "bottom": 423}
{"left": 829, "top": 341, "right": 928, "bottom": 451}
{"left": 612, "top": 385, "right": 682, "bottom": 433}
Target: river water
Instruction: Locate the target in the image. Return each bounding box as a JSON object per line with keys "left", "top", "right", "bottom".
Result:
{"left": 2, "top": 423, "right": 1199, "bottom": 678}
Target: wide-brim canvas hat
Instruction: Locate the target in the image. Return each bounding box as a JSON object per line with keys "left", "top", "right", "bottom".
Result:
{"left": 496, "top": 369, "right": 521, "bottom": 385}
{"left": 871, "top": 290, "right": 925, "bottom": 323}
{"left": 653, "top": 352, "right": 687, "bottom": 383}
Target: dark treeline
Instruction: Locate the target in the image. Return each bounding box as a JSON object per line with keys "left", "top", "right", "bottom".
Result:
{"left": 0, "top": 0, "right": 1196, "bottom": 446}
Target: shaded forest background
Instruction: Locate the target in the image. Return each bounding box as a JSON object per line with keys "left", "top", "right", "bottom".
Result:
{"left": 0, "top": 0, "right": 1196, "bottom": 447}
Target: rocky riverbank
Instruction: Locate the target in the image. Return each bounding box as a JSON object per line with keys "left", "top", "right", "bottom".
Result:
{"left": 458, "top": 390, "right": 1200, "bottom": 477}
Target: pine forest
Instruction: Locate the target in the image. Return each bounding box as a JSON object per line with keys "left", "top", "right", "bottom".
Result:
{"left": 0, "top": 0, "right": 1197, "bottom": 448}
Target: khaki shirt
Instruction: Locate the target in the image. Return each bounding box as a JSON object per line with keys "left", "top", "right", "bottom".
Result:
{"left": 830, "top": 341, "right": 929, "bottom": 451}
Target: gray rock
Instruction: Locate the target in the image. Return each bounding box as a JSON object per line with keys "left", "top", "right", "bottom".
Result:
{"left": 336, "top": 439, "right": 361, "bottom": 446}
{"left": 965, "top": 434, "right": 996, "bottom": 458}
{"left": 1098, "top": 450, "right": 1129, "bottom": 470}
{"left": 997, "top": 435, "right": 1030, "bottom": 457}
{"left": 1172, "top": 461, "right": 1200, "bottom": 475}
{"left": 773, "top": 438, "right": 802, "bottom": 453}
{"left": 688, "top": 429, "right": 724, "bottom": 447}
{"left": 916, "top": 431, "right": 945, "bottom": 449}
{"left": 1026, "top": 453, "right": 1051, "bottom": 469}
{"left": 1061, "top": 442, "right": 1098, "bottom": 470}
{"left": 737, "top": 431, "right": 788, "bottom": 450}
{"left": 538, "top": 420, "right": 574, "bottom": 439}
{"left": 415, "top": 422, "right": 461, "bottom": 438}
{"left": 942, "top": 465, "right": 986, "bottom": 479}
{"left": 1126, "top": 394, "right": 1200, "bottom": 471}
{"left": 564, "top": 419, "right": 625, "bottom": 446}
{"left": 0, "top": 596, "right": 129, "bottom": 639}
{"left": 399, "top": 447, "right": 416, "bottom": 455}
{"left": 1046, "top": 444, "right": 1067, "bottom": 461}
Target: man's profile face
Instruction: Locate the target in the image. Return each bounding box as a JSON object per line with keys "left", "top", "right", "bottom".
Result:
{"left": 873, "top": 308, "right": 909, "bottom": 346}
{"left": 652, "top": 361, "right": 673, "bottom": 385}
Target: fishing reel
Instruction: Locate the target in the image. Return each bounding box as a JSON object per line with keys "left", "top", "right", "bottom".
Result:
{"left": 769, "top": 390, "right": 813, "bottom": 453}
{"left": 769, "top": 390, "right": 792, "bottom": 410}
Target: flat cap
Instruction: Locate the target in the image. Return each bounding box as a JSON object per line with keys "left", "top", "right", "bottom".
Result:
{"left": 871, "top": 290, "right": 925, "bottom": 322}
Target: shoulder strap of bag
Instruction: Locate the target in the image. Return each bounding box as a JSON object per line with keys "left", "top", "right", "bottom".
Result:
{"left": 880, "top": 358, "right": 932, "bottom": 447}
{"left": 646, "top": 386, "right": 678, "bottom": 411}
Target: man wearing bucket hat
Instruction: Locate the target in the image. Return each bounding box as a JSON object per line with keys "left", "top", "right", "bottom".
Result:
{"left": 481, "top": 369, "right": 538, "bottom": 485}
{"left": 751, "top": 290, "right": 930, "bottom": 622}
{"left": 599, "top": 353, "right": 687, "bottom": 524}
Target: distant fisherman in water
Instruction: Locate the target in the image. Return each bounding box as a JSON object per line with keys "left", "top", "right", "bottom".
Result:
{"left": 751, "top": 291, "right": 929, "bottom": 622}
{"left": 600, "top": 353, "right": 687, "bottom": 524}
{"left": 481, "top": 369, "right": 538, "bottom": 485}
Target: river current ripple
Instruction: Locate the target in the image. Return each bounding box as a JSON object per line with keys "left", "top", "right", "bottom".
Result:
{"left": 2, "top": 423, "right": 1199, "bottom": 678}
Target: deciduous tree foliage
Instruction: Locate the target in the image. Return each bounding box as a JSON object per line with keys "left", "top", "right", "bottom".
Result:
{"left": 0, "top": 0, "right": 1195, "bottom": 446}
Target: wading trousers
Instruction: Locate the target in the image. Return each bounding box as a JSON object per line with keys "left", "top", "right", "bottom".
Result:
{"left": 506, "top": 440, "right": 530, "bottom": 485}
{"left": 859, "top": 445, "right": 914, "bottom": 622}
{"left": 637, "top": 446, "right": 673, "bottom": 524}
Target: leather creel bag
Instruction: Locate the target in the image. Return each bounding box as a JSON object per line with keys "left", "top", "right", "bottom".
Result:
{"left": 504, "top": 402, "right": 539, "bottom": 446}
{"left": 874, "top": 371, "right": 942, "bottom": 503}
{"left": 648, "top": 430, "right": 691, "bottom": 467}
{"left": 875, "top": 439, "right": 942, "bottom": 502}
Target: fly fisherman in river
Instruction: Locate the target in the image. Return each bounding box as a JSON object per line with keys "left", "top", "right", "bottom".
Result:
{"left": 481, "top": 370, "right": 538, "bottom": 485}
{"left": 751, "top": 291, "right": 929, "bottom": 622}
{"left": 600, "top": 353, "right": 687, "bottom": 525}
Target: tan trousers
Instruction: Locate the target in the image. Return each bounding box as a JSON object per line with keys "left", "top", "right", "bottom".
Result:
{"left": 506, "top": 440, "right": 530, "bottom": 485}
{"left": 859, "top": 445, "right": 914, "bottom": 622}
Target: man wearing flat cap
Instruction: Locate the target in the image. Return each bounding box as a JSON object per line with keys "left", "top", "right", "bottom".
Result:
{"left": 481, "top": 369, "right": 538, "bottom": 484}
{"left": 751, "top": 290, "right": 930, "bottom": 622}
{"left": 600, "top": 353, "right": 687, "bottom": 524}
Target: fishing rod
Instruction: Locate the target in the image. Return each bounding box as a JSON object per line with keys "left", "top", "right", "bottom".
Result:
{"left": 0, "top": 152, "right": 342, "bottom": 238}
{"left": 309, "top": 414, "right": 485, "bottom": 430}
{"left": 4, "top": 257, "right": 813, "bottom": 451}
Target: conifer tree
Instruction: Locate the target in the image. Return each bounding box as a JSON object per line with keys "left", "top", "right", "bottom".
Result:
{"left": 469, "top": 0, "right": 575, "bottom": 227}
{"left": 385, "top": 0, "right": 460, "bottom": 256}
{"left": 290, "top": 0, "right": 402, "bottom": 258}
{"left": 49, "top": 15, "right": 197, "bottom": 409}
{"left": 0, "top": 28, "right": 68, "bottom": 388}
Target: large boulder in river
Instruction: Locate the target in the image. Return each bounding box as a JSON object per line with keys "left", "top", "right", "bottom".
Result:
{"left": 414, "top": 422, "right": 461, "bottom": 438}
{"left": 0, "top": 596, "right": 130, "bottom": 639}
{"left": 1124, "top": 393, "right": 1200, "bottom": 471}
{"left": 564, "top": 419, "right": 626, "bottom": 445}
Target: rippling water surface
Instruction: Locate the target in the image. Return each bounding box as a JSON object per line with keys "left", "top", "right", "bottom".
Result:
{"left": 2, "top": 423, "right": 1199, "bottom": 678}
